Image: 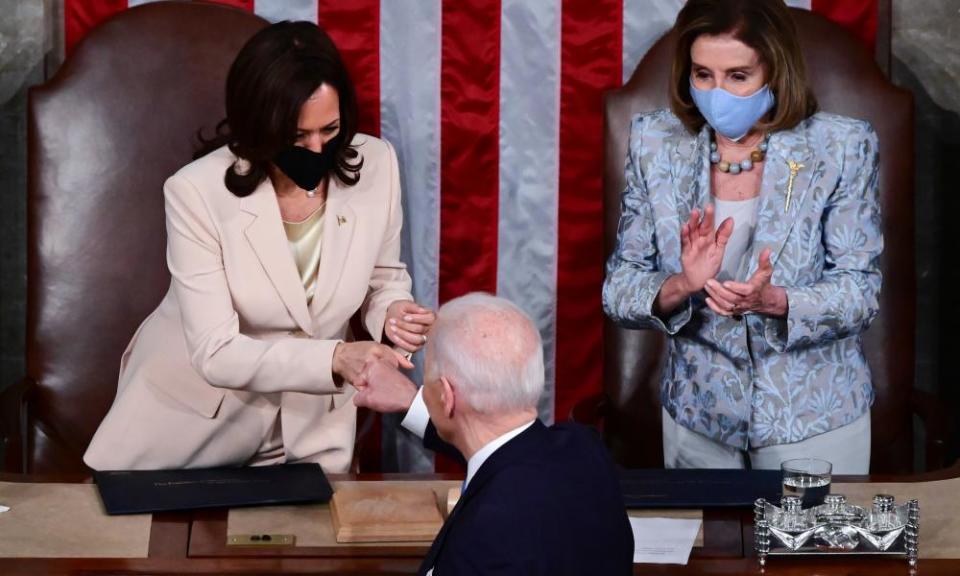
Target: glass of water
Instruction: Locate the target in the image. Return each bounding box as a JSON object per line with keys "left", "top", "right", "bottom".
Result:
{"left": 781, "top": 458, "right": 832, "bottom": 507}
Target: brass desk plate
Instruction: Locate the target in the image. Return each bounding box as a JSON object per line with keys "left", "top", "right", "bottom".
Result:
{"left": 227, "top": 534, "right": 296, "bottom": 547}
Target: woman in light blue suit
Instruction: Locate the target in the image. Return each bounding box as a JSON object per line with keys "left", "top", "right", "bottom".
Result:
{"left": 603, "top": 0, "right": 881, "bottom": 474}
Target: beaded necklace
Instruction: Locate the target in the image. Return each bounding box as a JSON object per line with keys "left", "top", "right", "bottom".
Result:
{"left": 709, "top": 132, "right": 770, "bottom": 175}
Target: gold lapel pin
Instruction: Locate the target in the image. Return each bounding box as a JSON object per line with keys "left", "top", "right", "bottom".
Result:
{"left": 337, "top": 215, "right": 347, "bottom": 227}
{"left": 785, "top": 159, "right": 805, "bottom": 213}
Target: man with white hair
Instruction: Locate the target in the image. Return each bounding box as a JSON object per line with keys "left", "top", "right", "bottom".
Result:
{"left": 355, "top": 292, "right": 633, "bottom": 576}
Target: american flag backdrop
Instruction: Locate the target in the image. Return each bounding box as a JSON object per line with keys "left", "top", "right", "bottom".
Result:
{"left": 64, "top": 0, "right": 878, "bottom": 471}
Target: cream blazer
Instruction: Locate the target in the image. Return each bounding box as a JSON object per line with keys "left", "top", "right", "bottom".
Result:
{"left": 84, "top": 135, "right": 412, "bottom": 472}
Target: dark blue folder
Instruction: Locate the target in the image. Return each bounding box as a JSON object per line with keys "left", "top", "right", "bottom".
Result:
{"left": 619, "top": 468, "right": 782, "bottom": 508}
{"left": 94, "top": 463, "right": 333, "bottom": 515}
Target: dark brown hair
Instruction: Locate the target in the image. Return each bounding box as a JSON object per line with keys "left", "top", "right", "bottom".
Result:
{"left": 196, "top": 21, "right": 362, "bottom": 197}
{"left": 669, "top": 0, "right": 818, "bottom": 134}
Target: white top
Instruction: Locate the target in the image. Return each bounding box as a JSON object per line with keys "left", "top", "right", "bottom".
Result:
{"left": 713, "top": 196, "right": 760, "bottom": 282}
{"left": 401, "top": 388, "right": 535, "bottom": 490}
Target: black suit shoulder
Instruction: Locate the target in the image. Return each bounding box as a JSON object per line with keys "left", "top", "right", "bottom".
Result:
{"left": 428, "top": 421, "right": 633, "bottom": 576}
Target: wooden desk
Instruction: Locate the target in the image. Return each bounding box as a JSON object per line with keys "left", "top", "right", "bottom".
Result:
{"left": 2, "top": 470, "right": 959, "bottom": 575}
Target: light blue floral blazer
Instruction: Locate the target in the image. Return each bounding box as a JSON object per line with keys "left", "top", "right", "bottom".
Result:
{"left": 602, "top": 109, "right": 883, "bottom": 450}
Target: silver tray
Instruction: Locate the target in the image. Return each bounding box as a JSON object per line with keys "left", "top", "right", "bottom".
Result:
{"left": 753, "top": 494, "right": 920, "bottom": 567}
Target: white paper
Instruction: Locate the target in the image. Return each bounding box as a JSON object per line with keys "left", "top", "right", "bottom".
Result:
{"left": 630, "top": 517, "right": 702, "bottom": 565}
{"left": 0, "top": 504, "right": 9, "bottom": 513}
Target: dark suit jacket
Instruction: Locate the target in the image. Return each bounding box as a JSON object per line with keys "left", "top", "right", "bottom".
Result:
{"left": 419, "top": 419, "right": 633, "bottom": 575}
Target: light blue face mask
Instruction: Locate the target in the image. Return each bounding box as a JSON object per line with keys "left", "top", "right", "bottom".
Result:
{"left": 689, "top": 81, "right": 775, "bottom": 141}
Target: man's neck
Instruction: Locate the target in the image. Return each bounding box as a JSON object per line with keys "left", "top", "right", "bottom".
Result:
{"left": 454, "top": 409, "right": 538, "bottom": 461}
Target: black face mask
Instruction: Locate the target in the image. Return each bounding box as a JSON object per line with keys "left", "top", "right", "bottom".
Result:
{"left": 272, "top": 138, "right": 339, "bottom": 192}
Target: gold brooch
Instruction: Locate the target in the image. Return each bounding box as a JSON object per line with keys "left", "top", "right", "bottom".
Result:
{"left": 785, "top": 159, "right": 805, "bottom": 213}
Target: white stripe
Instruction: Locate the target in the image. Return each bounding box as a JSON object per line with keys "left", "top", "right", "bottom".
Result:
{"left": 126, "top": 0, "right": 160, "bottom": 6}
{"left": 379, "top": 0, "right": 442, "bottom": 472}
{"left": 255, "top": 0, "right": 318, "bottom": 23}
{"left": 622, "top": 0, "right": 683, "bottom": 84}
{"left": 496, "top": 0, "right": 561, "bottom": 424}
{"left": 785, "top": 0, "right": 813, "bottom": 9}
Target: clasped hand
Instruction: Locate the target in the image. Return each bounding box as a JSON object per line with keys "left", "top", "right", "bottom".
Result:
{"left": 332, "top": 341, "right": 413, "bottom": 388}
{"left": 680, "top": 205, "right": 786, "bottom": 318}
{"left": 352, "top": 359, "right": 418, "bottom": 413}
{"left": 332, "top": 299, "right": 434, "bottom": 390}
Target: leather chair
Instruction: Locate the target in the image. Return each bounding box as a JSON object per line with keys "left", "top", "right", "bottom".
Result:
{"left": 0, "top": 1, "right": 389, "bottom": 475}
{"left": 583, "top": 9, "right": 947, "bottom": 474}
{"left": 1, "top": 1, "right": 388, "bottom": 476}
{"left": 0, "top": 1, "right": 268, "bottom": 474}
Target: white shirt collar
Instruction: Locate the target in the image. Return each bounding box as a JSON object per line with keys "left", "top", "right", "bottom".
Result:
{"left": 464, "top": 419, "right": 536, "bottom": 491}
{"left": 401, "top": 388, "right": 537, "bottom": 491}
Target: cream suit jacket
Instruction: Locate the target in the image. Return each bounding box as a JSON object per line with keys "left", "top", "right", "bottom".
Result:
{"left": 84, "top": 135, "right": 412, "bottom": 472}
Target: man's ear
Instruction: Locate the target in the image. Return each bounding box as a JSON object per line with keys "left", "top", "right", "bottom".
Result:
{"left": 439, "top": 376, "right": 456, "bottom": 419}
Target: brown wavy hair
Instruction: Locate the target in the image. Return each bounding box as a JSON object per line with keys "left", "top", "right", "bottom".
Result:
{"left": 196, "top": 21, "right": 363, "bottom": 197}
{"left": 669, "top": 0, "right": 818, "bottom": 135}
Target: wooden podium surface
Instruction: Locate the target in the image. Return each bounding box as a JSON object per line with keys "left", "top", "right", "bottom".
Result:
{"left": 2, "top": 468, "right": 960, "bottom": 575}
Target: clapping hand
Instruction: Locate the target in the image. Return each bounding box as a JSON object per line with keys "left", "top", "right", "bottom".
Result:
{"left": 679, "top": 204, "right": 734, "bottom": 294}
{"left": 653, "top": 204, "right": 735, "bottom": 316}
{"left": 703, "top": 248, "right": 788, "bottom": 317}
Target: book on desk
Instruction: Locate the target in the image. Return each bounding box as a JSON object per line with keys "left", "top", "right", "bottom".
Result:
{"left": 94, "top": 463, "right": 333, "bottom": 515}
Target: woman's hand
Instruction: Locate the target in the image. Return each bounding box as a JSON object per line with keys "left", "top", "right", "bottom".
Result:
{"left": 332, "top": 341, "right": 414, "bottom": 388}
{"left": 384, "top": 300, "right": 436, "bottom": 353}
{"left": 679, "top": 204, "right": 734, "bottom": 294}
{"left": 703, "top": 248, "right": 788, "bottom": 317}
{"left": 653, "top": 205, "right": 734, "bottom": 316}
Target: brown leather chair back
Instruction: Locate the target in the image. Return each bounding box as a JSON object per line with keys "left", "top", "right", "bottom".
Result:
{"left": 603, "top": 9, "right": 915, "bottom": 473}
{"left": 24, "top": 2, "right": 267, "bottom": 473}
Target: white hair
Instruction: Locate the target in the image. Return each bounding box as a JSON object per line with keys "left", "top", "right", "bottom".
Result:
{"left": 425, "top": 293, "right": 544, "bottom": 414}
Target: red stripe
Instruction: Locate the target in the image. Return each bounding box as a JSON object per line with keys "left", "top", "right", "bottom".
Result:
{"left": 435, "top": 0, "right": 502, "bottom": 472}
{"left": 317, "top": 0, "right": 381, "bottom": 137}
{"left": 438, "top": 0, "right": 501, "bottom": 304}
{"left": 555, "top": 0, "right": 623, "bottom": 423}
{"left": 316, "top": 0, "right": 381, "bottom": 468}
{"left": 65, "top": 0, "right": 127, "bottom": 57}
{"left": 812, "top": 0, "right": 878, "bottom": 53}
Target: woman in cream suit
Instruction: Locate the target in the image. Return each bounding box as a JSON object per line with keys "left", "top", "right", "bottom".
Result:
{"left": 84, "top": 22, "right": 433, "bottom": 472}
{"left": 603, "top": 0, "right": 882, "bottom": 473}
